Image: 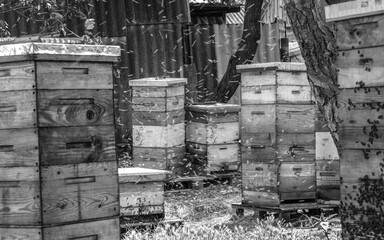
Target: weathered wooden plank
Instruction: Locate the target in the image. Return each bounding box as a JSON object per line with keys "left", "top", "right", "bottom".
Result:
{"left": 132, "top": 145, "right": 185, "bottom": 170}
{"left": 241, "top": 105, "right": 276, "bottom": 133}
{"left": 186, "top": 143, "right": 239, "bottom": 172}
{"left": 0, "top": 90, "right": 36, "bottom": 129}
{"left": 38, "top": 90, "right": 114, "bottom": 127}
{"left": 277, "top": 133, "right": 315, "bottom": 162}
{"left": 129, "top": 78, "right": 187, "bottom": 87}
{"left": 43, "top": 217, "right": 120, "bottom": 240}
{"left": 280, "top": 191, "right": 317, "bottom": 201}
{"left": 0, "top": 61, "right": 35, "bottom": 92}
{"left": 338, "top": 46, "right": 384, "bottom": 88}
{"left": 241, "top": 85, "right": 276, "bottom": 104}
{"left": 41, "top": 162, "right": 119, "bottom": 225}
{"left": 36, "top": 61, "right": 113, "bottom": 89}
{"left": 241, "top": 146, "right": 276, "bottom": 163}
{"left": 338, "top": 87, "right": 384, "bottom": 128}
{"left": 132, "top": 110, "right": 185, "bottom": 126}
{"left": 279, "top": 162, "right": 316, "bottom": 193}
{"left": 316, "top": 132, "right": 339, "bottom": 160}
{"left": 186, "top": 122, "right": 239, "bottom": 145}
{"left": 0, "top": 128, "right": 38, "bottom": 167}
{"left": 277, "top": 86, "right": 312, "bottom": 104}
{"left": 242, "top": 162, "right": 278, "bottom": 191}
{"left": 186, "top": 111, "right": 239, "bottom": 124}
{"left": 131, "top": 95, "right": 185, "bottom": 112}
{"left": 39, "top": 126, "right": 116, "bottom": 165}
{"left": 242, "top": 191, "right": 280, "bottom": 207}
{"left": 339, "top": 126, "right": 384, "bottom": 149}
{"left": 276, "top": 71, "right": 309, "bottom": 85}
{"left": 339, "top": 149, "right": 384, "bottom": 183}
{"left": 277, "top": 105, "right": 315, "bottom": 133}
{"left": 315, "top": 109, "right": 331, "bottom": 132}
{"left": 0, "top": 167, "right": 40, "bottom": 225}
{"left": 132, "top": 85, "right": 185, "bottom": 98}
{"left": 118, "top": 167, "right": 169, "bottom": 183}
{"left": 185, "top": 104, "right": 240, "bottom": 115}
{"left": 335, "top": 14, "right": 384, "bottom": 50}
{"left": 119, "top": 182, "right": 164, "bottom": 209}
{"left": 240, "top": 70, "right": 276, "bottom": 87}
{"left": 241, "top": 132, "right": 276, "bottom": 147}
{"left": 0, "top": 228, "right": 42, "bottom": 240}
{"left": 316, "top": 159, "right": 340, "bottom": 188}
{"left": 133, "top": 123, "right": 185, "bottom": 148}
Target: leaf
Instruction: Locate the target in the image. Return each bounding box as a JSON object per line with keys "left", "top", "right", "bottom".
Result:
{"left": 84, "top": 18, "right": 95, "bottom": 31}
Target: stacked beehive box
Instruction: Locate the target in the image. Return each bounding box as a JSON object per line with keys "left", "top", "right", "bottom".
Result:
{"left": 0, "top": 43, "right": 121, "bottom": 239}
{"left": 119, "top": 168, "right": 168, "bottom": 223}
{"left": 130, "top": 78, "right": 187, "bottom": 175}
{"left": 185, "top": 103, "right": 240, "bottom": 174}
{"left": 237, "top": 62, "right": 316, "bottom": 207}
{"left": 325, "top": 1, "right": 384, "bottom": 238}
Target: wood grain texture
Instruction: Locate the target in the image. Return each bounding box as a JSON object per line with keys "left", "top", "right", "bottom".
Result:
{"left": 132, "top": 146, "right": 185, "bottom": 170}
{"left": 339, "top": 149, "right": 384, "bottom": 183}
{"left": 277, "top": 133, "right": 315, "bottom": 162}
{"left": 339, "top": 126, "right": 384, "bottom": 149}
{"left": 41, "top": 162, "right": 119, "bottom": 225}
{"left": 276, "top": 85, "right": 312, "bottom": 104}
{"left": 316, "top": 159, "right": 340, "bottom": 187}
{"left": 38, "top": 90, "right": 113, "bottom": 127}
{"left": 0, "top": 128, "right": 38, "bottom": 167}
{"left": 133, "top": 123, "right": 185, "bottom": 148}
{"left": 279, "top": 162, "right": 316, "bottom": 193}
{"left": 338, "top": 46, "right": 384, "bottom": 88}
{"left": 0, "top": 167, "right": 41, "bottom": 225}
{"left": 0, "top": 90, "right": 37, "bottom": 129}
{"left": 277, "top": 105, "right": 315, "bottom": 133}
{"left": 338, "top": 87, "right": 384, "bottom": 127}
{"left": 186, "top": 143, "right": 239, "bottom": 172}
{"left": 132, "top": 110, "right": 185, "bottom": 126}
{"left": 119, "top": 182, "right": 164, "bottom": 211}
{"left": 242, "top": 191, "right": 280, "bottom": 207}
{"left": 241, "top": 105, "right": 276, "bottom": 133}
{"left": 336, "top": 14, "right": 384, "bottom": 50}
{"left": 0, "top": 227, "right": 42, "bottom": 240}
{"left": 242, "top": 162, "right": 278, "bottom": 191}
{"left": 241, "top": 85, "right": 276, "bottom": 104}
{"left": 186, "top": 122, "right": 239, "bottom": 144}
{"left": 132, "top": 85, "right": 184, "bottom": 98}
{"left": 186, "top": 111, "right": 239, "bottom": 124}
{"left": 0, "top": 61, "right": 35, "bottom": 92}
{"left": 43, "top": 217, "right": 120, "bottom": 240}
{"left": 241, "top": 71, "right": 276, "bottom": 87}
{"left": 39, "top": 126, "right": 116, "bottom": 166}
{"left": 241, "top": 146, "right": 276, "bottom": 163}
{"left": 276, "top": 71, "right": 309, "bottom": 85}
{"left": 131, "top": 96, "right": 184, "bottom": 112}
{"left": 36, "top": 61, "right": 113, "bottom": 89}
{"left": 241, "top": 132, "right": 276, "bottom": 147}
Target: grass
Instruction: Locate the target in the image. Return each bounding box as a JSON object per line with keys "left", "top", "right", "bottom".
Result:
{"left": 122, "top": 182, "right": 342, "bottom": 240}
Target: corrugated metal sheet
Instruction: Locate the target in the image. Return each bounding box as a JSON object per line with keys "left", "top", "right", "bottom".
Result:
{"left": 261, "top": 0, "right": 288, "bottom": 23}
{"left": 0, "top": 0, "right": 190, "bottom": 37}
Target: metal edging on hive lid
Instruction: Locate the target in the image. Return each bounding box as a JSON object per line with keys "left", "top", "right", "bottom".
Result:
{"left": 128, "top": 77, "right": 188, "bottom": 87}
{"left": 0, "top": 42, "right": 121, "bottom": 62}
{"left": 325, "top": 0, "right": 384, "bottom": 22}
{"left": 236, "top": 62, "right": 306, "bottom": 73}
{"left": 118, "top": 167, "right": 170, "bottom": 183}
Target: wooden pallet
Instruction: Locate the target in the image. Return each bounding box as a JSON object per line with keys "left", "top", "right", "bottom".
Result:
{"left": 232, "top": 203, "right": 339, "bottom": 222}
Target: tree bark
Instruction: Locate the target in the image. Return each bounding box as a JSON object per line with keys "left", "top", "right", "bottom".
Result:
{"left": 208, "top": 0, "right": 264, "bottom": 103}
{"left": 284, "top": 0, "right": 340, "bottom": 138}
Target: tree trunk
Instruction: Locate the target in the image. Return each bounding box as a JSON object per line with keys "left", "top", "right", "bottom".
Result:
{"left": 207, "top": 0, "right": 264, "bottom": 103}
{"left": 284, "top": 0, "right": 339, "bottom": 138}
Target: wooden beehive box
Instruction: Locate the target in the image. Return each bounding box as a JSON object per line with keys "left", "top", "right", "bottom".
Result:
{"left": 237, "top": 62, "right": 317, "bottom": 206}
{"left": 0, "top": 42, "right": 121, "bottom": 239}
{"left": 242, "top": 162, "right": 316, "bottom": 206}
{"left": 119, "top": 168, "right": 169, "bottom": 222}
{"left": 325, "top": 1, "right": 384, "bottom": 238}
{"left": 130, "top": 78, "right": 188, "bottom": 175}
{"left": 238, "top": 62, "right": 315, "bottom": 163}
{"left": 185, "top": 103, "right": 240, "bottom": 173}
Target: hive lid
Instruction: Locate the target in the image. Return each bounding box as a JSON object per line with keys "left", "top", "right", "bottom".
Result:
{"left": 0, "top": 42, "right": 121, "bottom": 62}
{"left": 325, "top": 0, "right": 384, "bottom": 22}
{"left": 129, "top": 78, "right": 187, "bottom": 87}
{"left": 118, "top": 167, "right": 170, "bottom": 183}
{"left": 237, "top": 62, "right": 306, "bottom": 72}
{"left": 186, "top": 103, "right": 240, "bottom": 114}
